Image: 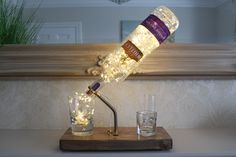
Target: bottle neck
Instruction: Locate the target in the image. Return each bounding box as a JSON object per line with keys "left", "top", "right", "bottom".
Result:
{"left": 86, "top": 80, "right": 102, "bottom": 96}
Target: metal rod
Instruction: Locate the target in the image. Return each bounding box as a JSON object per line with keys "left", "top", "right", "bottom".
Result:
{"left": 88, "top": 87, "right": 119, "bottom": 136}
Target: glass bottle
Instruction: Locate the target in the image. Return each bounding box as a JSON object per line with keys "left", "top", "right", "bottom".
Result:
{"left": 88, "top": 6, "right": 179, "bottom": 93}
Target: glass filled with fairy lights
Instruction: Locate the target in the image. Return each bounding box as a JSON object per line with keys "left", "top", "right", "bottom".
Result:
{"left": 68, "top": 6, "right": 179, "bottom": 136}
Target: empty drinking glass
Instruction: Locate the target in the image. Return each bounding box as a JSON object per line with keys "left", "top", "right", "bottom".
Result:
{"left": 137, "top": 111, "right": 157, "bottom": 136}
{"left": 137, "top": 94, "right": 157, "bottom": 136}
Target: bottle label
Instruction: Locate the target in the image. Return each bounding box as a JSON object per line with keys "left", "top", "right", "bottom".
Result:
{"left": 90, "top": 81, "right": 100, "bottom": 91}
{"left": 141, "top": 14, "right": 170, "bottom": 44}
{"left": 122, "top": 40, "right": 143, "bottom": 62}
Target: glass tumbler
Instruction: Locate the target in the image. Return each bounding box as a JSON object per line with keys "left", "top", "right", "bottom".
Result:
{"left": 68, "top": 92, "right": 95, "bottom": 136}
{"left": 137, "top": 111, "right": 157, "bottom": 137}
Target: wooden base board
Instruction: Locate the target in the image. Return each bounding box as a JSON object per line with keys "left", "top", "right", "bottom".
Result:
{"left": 59, "top": 127, "right": 172, "bottom": 151}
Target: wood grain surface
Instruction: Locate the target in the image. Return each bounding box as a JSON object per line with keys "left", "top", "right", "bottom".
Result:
{"left": 0, "top": 43, "right": 236, "bottom": 79}
{"left": 59, "top": 127, "right": 172, "bottom": 151}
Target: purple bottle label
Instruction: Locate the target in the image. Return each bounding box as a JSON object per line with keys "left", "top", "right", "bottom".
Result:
{"left": 141, "top": 14, "right": 170, "bottom": 44}
{"left": 91, "top": 82, "right": 100, "bottom": 91}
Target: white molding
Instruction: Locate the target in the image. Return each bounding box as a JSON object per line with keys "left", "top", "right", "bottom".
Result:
{"left": 22, "top": 0, "right": 228, "bottom": 8}
{"left": 37, "top": 22, "right": 82, "bottom": 44}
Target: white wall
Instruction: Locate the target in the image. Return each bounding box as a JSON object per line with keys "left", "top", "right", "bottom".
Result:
{"left": 174, "top": 7, "right": 217, "bottom": 43}
{"left": 0, "top": 80, "right": 236, "bottom": 129}
{"left": 25, "top": 7, "right": 218, "bottom": 43}
{"left": 30, "top": 7, "right": 151, "bottom": 43}
{"left": 217, "top": 1, "right": 236, "bottom": 43}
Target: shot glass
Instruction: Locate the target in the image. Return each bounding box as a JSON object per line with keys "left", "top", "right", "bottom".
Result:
{"left": 136, "top": 111, "right": 157, "bottom": 137}
{"left": 68, "top": 93, "right": 95, "bottom": 136}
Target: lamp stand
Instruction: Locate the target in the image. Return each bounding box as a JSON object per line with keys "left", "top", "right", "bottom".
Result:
{"left": 88, "top": 87, "right": 119, "bottom": 136}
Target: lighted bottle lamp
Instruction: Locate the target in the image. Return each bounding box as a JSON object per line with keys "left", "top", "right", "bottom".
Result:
{"left": 68, "top": 6, "right": 179, "bottom": 137}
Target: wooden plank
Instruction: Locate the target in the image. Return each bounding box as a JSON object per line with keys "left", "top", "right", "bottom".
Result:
{"left": 0, "top": 43, "right": 236, "bottom": 79}
{"left": 59, "top": 127, "right": 172, "bottom": 151}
